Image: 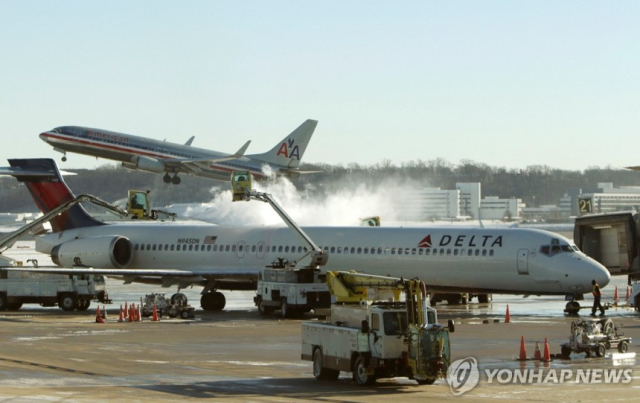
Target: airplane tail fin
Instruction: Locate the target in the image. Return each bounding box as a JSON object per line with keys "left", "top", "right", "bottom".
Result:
{"left": 7, "top": 158, "right": 104, "bottom": 233}
{"left": 247, "top": 119, "right": 317, "bottom": 168}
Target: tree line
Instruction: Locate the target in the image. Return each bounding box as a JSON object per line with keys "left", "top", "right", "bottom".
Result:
{"left": 1, "top": 159, "right": 639, "bottom": 213}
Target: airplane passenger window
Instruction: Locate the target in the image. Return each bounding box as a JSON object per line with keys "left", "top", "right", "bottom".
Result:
{"left": 164, "top": 245, "right": 168, "bottom": 251}
{"left": 391, "top": 248, "right": 396, "bottom": 255}
{"left": 212, "top": 245, "right": 217, "bottom": 251}
{"left": 398, "top": 248, "right": 403, "bottom": 255}
{"left": 350, "top": 247, "right": 355, "bottom": 254}
{"left": 134, "top": 244, "right": 139, "bottom": 251}
{"left": 344, "top": 246, "right": 349, "bottom": 254}
{"left": 285, "top": 246, "right": 289, "bottom": 253}
{"left": 405, "top": 248, "right": 410, "bottom": 255}
{"left": 425, "top": 249, "right": 430, "bottom": 255}
{"left": 440, "top": 249, "right": 445, "bottom": 255}
{"left": 188, "top": 245, "right": 193, "bottom": 251}
{"left": 324, "top": 247, "right": 329, "bottom": 252}
{"left": 412, "top": 248, "right": 416, "bottom": 255}
{"left": 468, "top": 249, "right": 473, "bottom": 256}
{"left": 363, "top": 248, "right": 368, "bottom": 254}
{"left": 384, "top": 247, "right": 389, "bottom": 254}
{"left": 298, "top": 246, "right": 303, "bottom": 253}
{"left": 207, "top": 245, "right": 212, "bottom": 252}
{"left": 447, "top": 249, "right": 451, "bottom": 255}
{"left": 453, "top": 249, "right": 458, "bottom": 256}
{"left": 170, "top": 245, "right": 174, "bottom": 251}
{"left": 252, "top": 245, "right": 256, "bottom": 252}
{"left": 278, "top": 246, "right": 283, "bottom": 253}
{"left": 357, "top": 247, "right": 362, "bottom": 254}
{"left": 201, "top": 245, "right": 206, "bottom": 252}
{"left": 232, "top": 245, "right": 236, "bottom": 252}
{"left": 482, "top": 250, "right": 487, "bottom": 256}
{"left": 474, "top": 249, "right": 479, "bottom": 256}
{"left": 226, "top": 245, "right": 231, "bottom": 252}
{"left": 337, "top": 247, "right": 342, "bottom": 254}
{"left": 378, "top": 247, "right": 383, "bottom": 254}
{"left": 258, "top": 245, "right": 262, "bottom": 252}
{"left": 490, "top": 250, "right": 494, "bottom": 256}
{"left": 331, "top": 247, "right": 336, "bottom": 253}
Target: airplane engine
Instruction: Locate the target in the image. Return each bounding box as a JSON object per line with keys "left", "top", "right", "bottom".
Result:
{"left": 51, "top": 235, "right": 133, "bottom": 268}
{"left": 122, "top": 156, "right": 165, "bottom": 173}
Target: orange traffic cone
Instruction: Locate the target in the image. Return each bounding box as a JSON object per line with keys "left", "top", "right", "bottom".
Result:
{"left": 118, "top": 305, "right": 124, "bottom": 322}
{"left": 138, "top": 305, "right": 143, "bottom": 322}
{"left": 519, "top": 335, "right": 527, "bottom": 360}
{"left": 543, "top": 337, "right": 551, "bottom": 362}
{"left": 614, "top": 286, "right": 619, "bottom": 302}
{"left": 128, "top": 304, "right": 134, "bottom": 322}
{"left": 95, "top": 306, "right": 105, "bottom": 323}
{"left": 534, "top": 341, "right": 541, "bottom": 360}
{"left": 124, "top": 301, "right": 128, "bottom": 318}
{"left": 151, "top": 303, "right": 159, "bottom": 322}
{"left": 505, "top": 305, "right": 511, "bottom": 323}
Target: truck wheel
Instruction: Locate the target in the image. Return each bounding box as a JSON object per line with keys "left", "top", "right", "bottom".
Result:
{"left": 180, "top": 310, "right": 191, "bottom": 319}
{"left": 6, "top": 302, "right": 23, "bottom": 311}
{"left": 353, "top": 356, "right": 376, "bottom": 386}
{"left": 595, "top": 343, "right": 606, "bottom": 358}
{"left": 313, "top": 348, "right": 339, "bottom": 380}
{"left": 618, "top": 340, "right": 628, "bottom": 353}
{"left": 280, "top": 298, "right": 289, "bottom": 318}
{"left": 257, "top": 299, "right": 271, "bottom": 316}
{"left": 561, "top": 345, "right": 572, "bottom": 358}
{"left": 416, "top": 377, "right": 436, "bottom": 385}
{"left": 0, "top": 294, "right": 7, "bottom": 311}
{"left": 59, "top": 294, "right": 77, "bottom": 312}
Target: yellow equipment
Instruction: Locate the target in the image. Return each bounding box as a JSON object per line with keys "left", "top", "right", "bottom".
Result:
{"left": 128, "top": 190, "right": 152, "bottom": 219}
{"left": 231, "top": 171, "right": 252, "bottom": 202}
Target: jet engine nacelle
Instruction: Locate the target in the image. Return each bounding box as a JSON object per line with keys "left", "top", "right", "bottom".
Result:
{"left": 51, "top": 235, "right": 133, "bottom": 268}
{"left": 122, "top": 156, "right": 165, "bottom": 173}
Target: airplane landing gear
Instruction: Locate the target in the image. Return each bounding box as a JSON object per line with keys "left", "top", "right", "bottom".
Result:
{"left": 163, "top": 173, "right": 181, "bottom": 185}
{"left": 61, "top": 155, "right": 67, "bottom": 162}
{"left": 201, "top": 291, "right": 226, "bottom": 311}
{"left": 171, "top": 175, "right": 181, "bottom": 185}
{"left": 163, "top": 173, "right": 171, "bottom": 184}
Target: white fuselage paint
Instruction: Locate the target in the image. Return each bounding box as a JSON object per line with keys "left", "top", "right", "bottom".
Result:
{"left": 35, "top": 222, "right": 611, "bottom": 296}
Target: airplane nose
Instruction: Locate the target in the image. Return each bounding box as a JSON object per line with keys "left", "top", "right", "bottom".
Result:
{"left": 593, "top": 262, "right": 611, "bottom": 288}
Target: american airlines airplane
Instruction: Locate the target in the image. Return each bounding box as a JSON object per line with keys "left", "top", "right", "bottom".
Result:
{"left": 39, "top": 120, "right": 318, "bottom": 184}
{"left": 1, "top": 159, "right": 610, "bottom": 312}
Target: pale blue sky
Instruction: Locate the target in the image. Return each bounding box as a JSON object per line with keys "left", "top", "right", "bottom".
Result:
{"left": 1, "top": 1, "right": 639, "bottom": 171}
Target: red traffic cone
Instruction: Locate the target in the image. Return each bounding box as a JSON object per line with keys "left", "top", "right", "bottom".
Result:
{"left": 519, "top": 335, "right": 527, "bottom": 361}
{"left": 124, "top": 301, "right": 128, "bottom": 318}
{"left": 534, "top": 341, "right": 541, "bottom": 360}
{"left": 614, "top": 286, "right": 619, "bottom": 302}
{"left": 543, "top": 337, "right": 551, "bottom": 362}
{"left": 505, "top": 304, "right": 511, "bottom": 323}
{"left": 152, "top": 303, "right": 159, "bottom": 322}
{"left": 118, "top": 305, "right": 124, "bottom": 322}
{"left": 95, "top": 306, "right": 105, "bottom": 323}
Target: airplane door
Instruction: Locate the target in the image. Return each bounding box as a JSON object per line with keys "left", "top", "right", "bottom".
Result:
{"left": 257, "top": 241, "right": 266, "bottom": 259}
{"left": 236, "top": 241, "right": 246, "bottom": 259}
{"left": 517, "top": 249, "right": 529, "bottom": 275}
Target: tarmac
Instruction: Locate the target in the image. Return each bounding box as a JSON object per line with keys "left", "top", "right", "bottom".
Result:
{"left": 1, "top": 242, "right": 639, "bottom": 401}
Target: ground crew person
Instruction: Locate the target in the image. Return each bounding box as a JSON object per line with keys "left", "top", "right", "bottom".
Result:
{"left": 591, "top": 279, "right": 605, "bottom": 316}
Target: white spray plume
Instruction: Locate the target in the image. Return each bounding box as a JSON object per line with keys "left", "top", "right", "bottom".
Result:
{"left": 170, "top": 176, "right": 416, "bottom": 227}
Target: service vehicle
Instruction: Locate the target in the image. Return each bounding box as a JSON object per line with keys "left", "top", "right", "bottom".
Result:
{"left": 254, "top": 260, "right": 331, "bottom": 317}
{"left": 560, "top": 318, "right": 631, "bottom": 358}
{"left": 141, "top": 292, "right": 195, "bottom": 319}
{"left": 127, "top": 189, "right": 176, "bottom": 221}
{"left": 0, "top": 268, "right": 110, "bottom": 311}
{"left": 301, "top": 271, "right": 454, "bottom": 386}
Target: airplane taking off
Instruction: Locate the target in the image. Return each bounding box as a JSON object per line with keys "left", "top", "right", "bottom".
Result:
{"left": 0, "top": 159, "right": 610, "bottom": 313}
{"left": 39, "top": 120, "right": 318, "bottom": 184}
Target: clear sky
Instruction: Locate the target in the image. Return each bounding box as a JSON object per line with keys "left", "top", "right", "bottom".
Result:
{"left": 1, "top": 1, "right": 639, "bottom": 171}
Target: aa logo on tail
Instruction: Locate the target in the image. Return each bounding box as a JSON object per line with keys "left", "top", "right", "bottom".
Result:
{"left": 276, "top": 138, "right": 300, "bottom": 160}
{"left": 418, "top": 235, "right": 432, "bottom": 248}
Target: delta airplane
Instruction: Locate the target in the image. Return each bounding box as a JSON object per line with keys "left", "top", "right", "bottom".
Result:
{"left": 39, "top": 120, "right": 318, "bottom": 184}
{"left": 1, "top": 159, "right": 610, "bottom": 312}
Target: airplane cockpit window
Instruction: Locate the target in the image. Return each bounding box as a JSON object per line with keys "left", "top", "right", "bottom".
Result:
{"left": 540, "top": 242, "right": 576, "bottom": 256}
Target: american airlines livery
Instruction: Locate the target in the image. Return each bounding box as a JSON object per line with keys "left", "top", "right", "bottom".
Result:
{"left": 1, "top": 159, "right": 609, "bottom": 312}
{"left": 39, "top": 120, "right": 318, "bottom": 184}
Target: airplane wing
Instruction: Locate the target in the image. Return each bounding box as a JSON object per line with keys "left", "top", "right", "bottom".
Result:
{"left": 0, "top": 266, "right": 260, "bottom": 290}
{"left": 625, "top": 166, "right": 640, "bottom": 171}
{"left": 163, "top": 140, "right": 251, "bottom": 174}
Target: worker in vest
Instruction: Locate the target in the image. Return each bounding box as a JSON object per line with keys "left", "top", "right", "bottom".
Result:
{"left": 591, "top": 279, "right": 605, "bottom": 316}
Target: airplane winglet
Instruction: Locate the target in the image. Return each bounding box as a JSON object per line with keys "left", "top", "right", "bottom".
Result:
{"left": 185, "top": 136, "right": 195, "bottom": 146}
{"left": 233, "top": 140, "right": 251, "bottom": 159}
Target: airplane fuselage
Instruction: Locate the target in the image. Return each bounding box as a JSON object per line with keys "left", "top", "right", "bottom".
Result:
{"left": 40, "top": 126, "right": 269, "bottom": 180}
{"left": 35, "top": 223, "right": 610, "bottom": 296}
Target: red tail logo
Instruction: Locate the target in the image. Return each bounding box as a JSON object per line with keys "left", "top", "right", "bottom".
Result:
{"left": 418, "top": 235, "right": 432, "bottom": 248}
